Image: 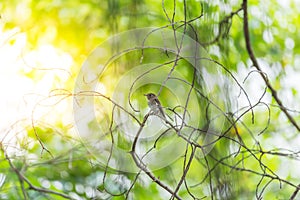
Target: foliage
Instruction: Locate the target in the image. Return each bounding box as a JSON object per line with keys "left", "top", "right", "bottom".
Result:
{"left": 1, "top": 0, "right": 300, "bottom": 199}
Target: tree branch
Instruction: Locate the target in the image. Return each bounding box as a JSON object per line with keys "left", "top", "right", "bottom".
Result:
{"left": 242, "top": 0, "right": 300, "bottom": 132}
{"left": 2, "top": 147, "right": 75, "bottom": 200}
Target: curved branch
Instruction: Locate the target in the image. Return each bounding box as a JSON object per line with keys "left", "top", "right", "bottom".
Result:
{"left": 242, "top": 0, "right": 300, "bottom": 132}
{"left": 2, "top": 147, "right": 74, "bottom": 200}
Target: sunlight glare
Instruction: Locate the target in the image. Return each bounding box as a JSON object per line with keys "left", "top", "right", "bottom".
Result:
{"left": 0, "top": 26, "right": 74, "bottom": 141}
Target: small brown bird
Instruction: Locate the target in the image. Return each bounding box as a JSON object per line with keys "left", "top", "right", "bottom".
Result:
{"left": 144, "top": 93, "right": 166, "bottom": 120}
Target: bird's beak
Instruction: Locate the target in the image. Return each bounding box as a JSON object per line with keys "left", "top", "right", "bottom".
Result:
{"left": 143, "top": 94, "right": 147, "bottom": 96}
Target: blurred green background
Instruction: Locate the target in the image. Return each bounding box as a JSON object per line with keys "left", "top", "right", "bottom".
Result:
{"left": 1, "top": 0, "right": 300, "bottom": 199}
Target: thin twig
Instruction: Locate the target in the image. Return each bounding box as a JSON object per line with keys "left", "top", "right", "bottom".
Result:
{"left": 242, "top": 0, "right": 300, "bottom": 132}
{"left": 2, "top": 147, "right": 74, "bottom": 199}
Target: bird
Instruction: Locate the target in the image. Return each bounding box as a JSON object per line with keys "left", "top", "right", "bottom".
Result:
{"left": 144, "top": 93, "right": 166, "bottom": 120}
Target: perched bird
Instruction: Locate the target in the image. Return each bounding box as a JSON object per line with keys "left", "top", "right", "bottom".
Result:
{"left": 144, "top": 93, "right": 166, "bottom": 120}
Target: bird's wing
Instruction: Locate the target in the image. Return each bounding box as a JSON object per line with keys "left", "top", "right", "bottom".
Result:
{"left": 154, "top": 98, "right": 166, "bottom": 118}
